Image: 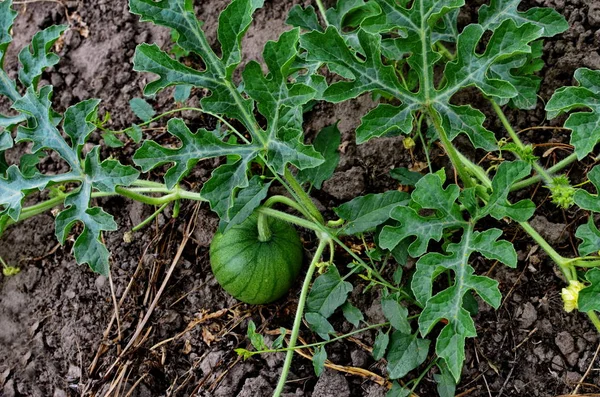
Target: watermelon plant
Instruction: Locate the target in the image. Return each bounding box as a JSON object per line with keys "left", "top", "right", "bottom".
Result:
{"left": 2, "top": 0, "right": 600, "bottom": 395}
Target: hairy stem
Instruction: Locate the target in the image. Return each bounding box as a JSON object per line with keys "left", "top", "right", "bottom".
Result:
{"left": 427, "top": 108, "right": 475, "bottom": 188}
{"left": 510, "top": 153, "right": 578, "bottom": 191}
{"left": 274, "top": 238, "right": 329, "bottom": 397}
{"left": 587, "top": 311, "right": 600, "bottom": 333}
{"left": 283, "top": 168, "right": 324, "bottom": 224}
{"left": 490, "top": 100, "right": 555, "bottom": 184}
{"left": 5, "top": 184, "right": 205, "bottom": 229}
{"left": 314, "top": 0, "right": 329, "bottom": 26}
{"left": 257, "top": 207, "right": 325, "bottom": 234}
{"left": 263, "top": 195, "right": 313, "bottom": 220}
{"left": 131, "top": 202, "right": 169, "bottom": 232}
{"left": 257, "top": 210, "right": 272, "bottom": 242}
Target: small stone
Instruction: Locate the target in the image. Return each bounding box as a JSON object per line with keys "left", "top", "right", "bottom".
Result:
{"left": 567, "top": 352, "right": 579, "bottom": 367}
{"left": 555, "top": 331, "right": 575, "bottom": 356}
{"left": 516, "top": 302, "right": 537, "bottom": 328}
{"left": 238, "top": 376, "right": 273, "bottom": 397}
{"left": 50, "top": 74, "right": 64, "bottom": 88}
{"left": 95, "top": 275, "right": 107, "bottom": 290}
{"left": 312, "top": 369, "right": 350, "bottom": 397}
{"left": 53, "top": 388, "right": 67, "bottom": 397}
{"left": 3, "top": 379, "right": 15, "bottom": 397}
{"left": 350, "top": 349, "right": 368, "bottom": 368}
{"left": 565, "top": 371, "right": 581, "bottom": 384}
{"left": 551, "top": 355, "right": 565, "bottom": 373}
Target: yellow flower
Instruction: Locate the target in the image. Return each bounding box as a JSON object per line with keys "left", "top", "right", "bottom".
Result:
{"left": 403, "top": 137, "right": 416, "bottom": 150}
{"left": 561, "top": 280, "right": 586, "bottom": 313}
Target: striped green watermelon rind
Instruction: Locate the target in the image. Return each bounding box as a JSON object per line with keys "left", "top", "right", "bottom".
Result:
{"left": 210, "top": 213, "right": 304, "bottom": 304}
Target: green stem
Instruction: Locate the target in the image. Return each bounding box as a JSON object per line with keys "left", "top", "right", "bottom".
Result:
{"left": 456, "top": 151, "right": 490, "bottom": 190}
{"left": 11, "top": 194, "right": 67, "bottom": 224}
{"left": 257, "top": 207, "right": 325, "bottom": 234}
{"left": 427, "top": 108, "right": 474, "bottom": 188}
{"left": 410, "top": 358, "right": 438, "bottom": 393}
{"left": 326, "top": 218, "right": 345, "bottom": 228}
{"left": 314, "top": 0, "right": 329, "bottom": 26}
{"left": 518, "top": 221, "right": 573, "bottom": 278}
{"left": 263, "top": 195, "right": 313, "bottom": 220}
{"left": 252, "top": 322, "right": 387, "bottom": 356}
{"left": 257, "top": 210, "right": 272, "bottom": 242}
{"left": 283, "top": 168, "right": 324, "bottom": 224}
{"left": 131, "top": 202, "right": 169, "bottom": 232}
{"left": 460, "top": 156, "right": 575, "bottom": 279}
{"left": 7, "top": 184, "right": 205, "bottom": 229}
{"left": 510, "top": 153, "right": 579, "bottom": 192}
{"left": 587, "top": 311, "right": 600, "bottom": 333}
{"left": 436, "top": 42, "right": 455, "bottom": 61}
{"left": 565, "top": 257, "right": 600, "bottom": 268}
{"left": 415, "top": 113, "right": 433, "bottom": 173}
{"left": 490, "top": 100, "right": 554, "bottom": 184}
{"left": 273, "top": 238, "right": 329, "bottom": 397}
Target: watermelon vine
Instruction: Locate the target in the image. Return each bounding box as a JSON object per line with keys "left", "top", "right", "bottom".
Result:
{"left": 2, "top": 0, "right": 600, "bottom": 395}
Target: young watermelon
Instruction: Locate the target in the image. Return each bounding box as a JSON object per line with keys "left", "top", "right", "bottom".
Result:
{"left": 209, "top": 213, "right": 303, "bottom": 304}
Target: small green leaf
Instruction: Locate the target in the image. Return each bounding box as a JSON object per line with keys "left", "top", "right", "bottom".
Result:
{"left": 415, "top": 225, "right": 507, "bottom": 381}
{"left": 335, "top": 190, "right": 410, "bottom": 235}
{"left": 286, "top": 5, "right": 323, "bottom": 32}
{"left": 305, "top": 312, "right": 335, "bottom": 340}
{"left": 390, "top": 167, "right": 423, "bottom": 186}
{"left": 341, "top": 302, "right": 363, "bottom": 327}
{"left": 14, "top": 86, "right": 79, "bottom": 169}
{"left": 307, "top": 265, "right": 353, "bottom": 318}
{"left": 218, "top": 0, "right": 264, "bottom": 77}
{"left": 224, "top": 175, "right": 271, "bottom": 231}
{"left": 479, "top": 0, "right": 569, "bottom": 37}
{"left": 380, "top": 173, "right": 466, "bottom": 255}
{"left": 272, "top": 327, "right": 287, "bottom": 349}
{"left": 479, "top": 161, "right": 535, "bottom": 222}
{"left": 132, "top": 43, "right": 211, "bottom": 95}
{"left": 576, "top": 218, "right": 600, "bottom": 257}
{"left": 300, "top": 27, "right": 409, "bottom": 104}
{"left": 18, "top": 24, "right": 68, "bottom": 89}
{"left": 381, "top": 295, "right": 411, "bottom": 333}
{"left": 0, "top": 165, "right": 51, "bottom": 220}
{"left": 575, "top": 166, "right": 600, "bottom": 212}
{"left": 436, "top": 104, "right": 497, "bottom": 151}
{"left": 579, "top": 268, "right": 600, "bottom": 312}
{"left": 312, "top": 346, "right": 327, "bottom": 376}
{"left": 129, "top": 98, "right": 155, "bottom": 122}
{"left": 102, "top": 132, "right": 123, "bottom": 148}
{"left": 0, "top": 0, "right": 17, "bottom": 62}
{"left": 84, "top": 147, "right": 140, "bottom": 193}
{"left": 133, "top": 118, "right": 259, "bottom": 218}
{"left": 373, "top": 331, "right": 389, "bottom": 361}
{"left": 63, "top": 99, "right": 101, "bottom": 153}
{"left": 386, "top": 331, "right": 430, "bottom": 380}
{"left": 126, "top": 125, "right": 143, "bottom": 143}
{"left": 356, "top": 103, "right": 417, "bottom": 144}
{"left": 55, "top": 188, "right": 118, "bottom": 276}
{"left": 386, "top": 382, "right": 411, "bottom": 397}
{"left": 19, "top": 152, "right": 44, "bottom": 177}
{"left": 434, "top": 361, "right": 457, "bottom": 397}
{"left": 174, "top": 84, "right": 192, "bottom": 103}
{"left": 247, "top": 320, "right": 267, "bottom": 351}
{"left": 547, "top": 69, "right": 600, "bottom": 160}
{"left": 296, "top": 123, "right": 340, "bottom": 189}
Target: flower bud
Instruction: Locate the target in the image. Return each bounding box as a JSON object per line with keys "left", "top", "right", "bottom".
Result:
{"left": 561, "top": 280, "right": 585, "bottom": 312}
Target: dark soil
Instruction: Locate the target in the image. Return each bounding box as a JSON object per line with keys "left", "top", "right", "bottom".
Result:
{"left": 1, "top": 1, "right": 600, "bottom": 396}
